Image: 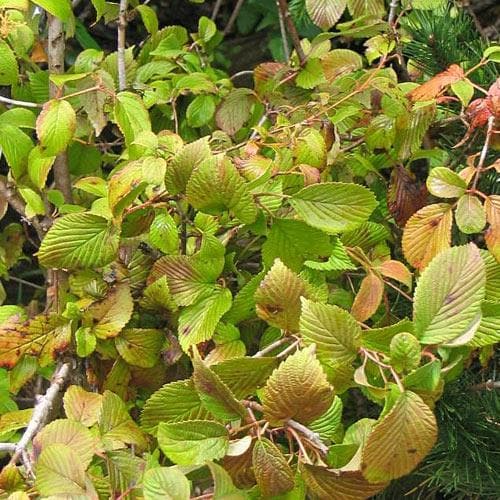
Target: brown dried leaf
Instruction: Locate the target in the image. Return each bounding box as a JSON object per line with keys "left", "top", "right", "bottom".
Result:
{"left": 388, "top": 165, "right": 427, "bottom": 227}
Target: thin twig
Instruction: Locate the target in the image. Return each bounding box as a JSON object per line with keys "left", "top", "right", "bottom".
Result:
{"left": 276, "top": 0, "right": 306, "bottom": 65}
{"left": 230, "top": 70, "right": 254, "bottom": 81}
{"left": 286, "top": 419, "right": 328, "bottom": 454}
{"left": 8, "top": 362, "right": 71, "bottom": 469}
{"left": 211, "top": 0, "right": 224, "bottom": 20}
{"left": 253, "top": 336, "right": 291, "bottom": 357}
{"left": 223, "top": 0, "right": 245, "bottom": 35}
{"left": 276, "top": 339, "right": 300, "bottom": 358}
{"left": 0, "top": 95, "right": 41, "bottom": 108}
{"left": 383, "top": 279, "right": 413, "bottom": 302}
{"left": 472, "top": 116, "right": 495, "bottom": 190}
{"left": 118, "top": 0, "right": 128, "bottom": 91}
{"left": 7, "top": 276, "right": 45, "bottom": 291}
{"left": 0, "top": 443, "right": 17, "bottom": 453}
{"left": 286, "top": 426, "right": 311, "bottom": 463}
{"left": 388, "top": 0, "right": 399, "bottom": 26}
{"left": 276, "top": 0, "right": 290, "bottom": 62}
{"left": 470, "top": 380, "right": 500, "bottom": 391}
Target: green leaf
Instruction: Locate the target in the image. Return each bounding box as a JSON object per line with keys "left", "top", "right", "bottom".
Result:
{"left": 224, "top": 271, "right": 264, "bottom": 324}
{"left": 305, "top": 237, "right": 356, "bottom": 271}
{"left": 361, "top": 391, "right": 437, "bottom": 482}
{"left": 361, "top": 319, "right": 414, "bottom": 354}
{"left": 18, "top": 188, "right": 45, "bottom": 217}
{"left": 32, "top": 0, "right": 72, "bottom": 21}
{"left": 198, "top": 16, "right": 217, "bottom": 44}
{"left": 115, "top": 328, "right": 165, "bottom": 368}
{"left": 38, "top": 213, "right": 120, "bottom": 269}
{"left": 262, "top": 219, "right": 331, "bottom": 272}
{"left": 455, "top": 194, "right": 486, "bottom": 234}
{"left": 187, "top": 95, "right": 216, "bottom": 128}
{"left": 151, "top": 255, "right": 216, "bottom": 306}
{"left": 0, "top": 40, "right": 19, "bottom": 85}
{"left": 347, "top": 0, "right": 385, "bottom": 17}
{"left": 187, "top": 155, "right": 257, "bottom": 225}
{"left": 75, "top": 326, "right": 96, "bottom": 357}
{"left": 99, "top": 390, "right": 147, "bottom": 450}
{"left": 215, "top": 89, "right": 255, "bottom": 136}
{"left": 390, "top": 332, "right": 421, "bottom": 372}
{"left": 88, "top": 284, "right": 133, "bottom": 339}
{"left": 426, "top": 167, "right": 467, "bottom": 199}
{"left": 114, "top": 91, "right": 152, "bottom": 147}
{"left": 28, "top": 146, "right": 55, "bottom": 189}
{"left": 309, "top": 396, "right": 344, "bottom": 443}
{"left": 0, "top": 124, "right": 34, "bottom": 179}
{"left": 35, "top": 444, "right": 87, "bottom": 497}
{"left": 321, "top": 49, "right": 363, "bottom": 80}
{"left": 157, "top": 420, "right": 229, "bottom": 465}
{"left": 299, "top": 298, "right": 361, "bottom": 368}
{"left": 483, "top": 45, "right": 500, "bottom": 62}
{"left": 149, "top": 212, "right": 179, "bottom": 255}
{"left": 33, "top": 419, "right": 97, "bottom": 469}
{"left": 413, "top": 243, "right": 485, "bottom": 345}
{"left": 178, "top": 287, "right": 232, "bottom": 352}
{"left": 207, "top": 461, "right": 247, "bottom": 499}
{"left": 212, "top": 357, "right": 278, "bottom": 399}
{"left": 451, "top": 79, "right": 474, "bottom": 107}
{"left": 192, "top": 349, "right": 246, "bottom": 421}
{"left": 301, "top": 464, "right": 388, "bottom": 499}
{"left": 137, "top": 4, "right": 158, "bottom": 35}
{"left": 296, "top": 58, "right": 326, "bottom": 89}
{"left": 36, "top": 99, "right": 76, "bottom": 156}
{"left": 262, "top": 345, "right": 334, "bottom": 425}
{"left": 165, "top": 137, "right": 211, "bottom": 195}
{"left": 141, "top": 379, "right": 209, "bottom": 434}
{"left": 253, "top": 438, "right": 295, "bottom": 497}
{"left": 143, "top": 466, "right": 191, "bottom": 500}
{"left": 290, "top": 182, "right": 377, "bottom": 234}
{"left": 469, "top": 300, "right": 500, "bottom": 347}
{"left": 255, "top": 259, "right": 311, "bottom": 331}
{"left": 294, "top": 128, "right": 327, "bottom": 168}
{"left": 306, "top": 0, "right": 346, "bottom": 30}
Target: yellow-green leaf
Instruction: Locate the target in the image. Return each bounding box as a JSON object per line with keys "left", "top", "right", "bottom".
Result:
{"left": 361, "top": 391, "right": 437, "bottom": 482}
{"left": 300, "top": 298, "right": 361, "bottom": 367}
{"left": 115, "top": 328, "right": 165, "bottom": 368}
{"left": 455, "top": 194, "right": 486, "bottom": 234}
{"left": 36, "top": 99, "right": 76, "bottom": 156}
{"left": 426, "top": 167, "right": 467, "bottom": 198}
{"left": 157, "top": 420, "right": 229, "bottom": 466}
{"left": 413, "top": 243, "right": 485, "bottom": 345}
{"left": 38, "top": 213, "right": 120, "bottom": 269}
{"left": 402, "top": 203, "right": 453, "bottom": 270}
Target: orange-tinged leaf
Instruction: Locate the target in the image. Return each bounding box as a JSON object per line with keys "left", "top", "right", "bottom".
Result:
{"left": 31, "top": 41, "right": 47, "bottom": 63}
{"left": 255, "top": 259, "right": 310, "bottom": 332}
{"left": 63, "top": 385, "right": 103, "bottom": 427}
{"left": 301, "top": 464, "right": 388, "bottom": 499}
{"left": 361, "top": 391, "right": 437, "bottom": 482}
{"left": 485, "top": 196, "right": 500, "bottom": 262}
{"left": 253, "top": 438, "right": 294, "bottom": 497}
{"left": 351, "top": 272, "right": 384, "bottom": 322}
{"left": 262, "top": 345, "right": 334, "bottom": 425}
{"left": 377, "top": 260, "right": 412, "bottom": 289}
{"left": 402, "top": 203, "right": 453, "bottom": 270}
{"left": 0, "top": 314, "right": 70, "bottom": 369}
{"left": 33, "top": 419, "right": 98, "bottom": 468}
{"left": 409, "top": 64, "right": 464, "bottom": 102}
